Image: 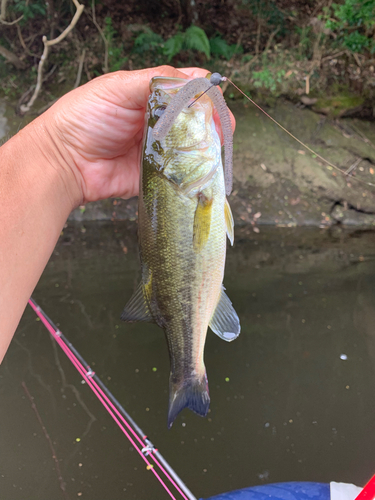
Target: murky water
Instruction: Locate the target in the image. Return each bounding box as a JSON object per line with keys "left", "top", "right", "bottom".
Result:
{"left": 1, "top": 223, "right": 375, "bottom": 499}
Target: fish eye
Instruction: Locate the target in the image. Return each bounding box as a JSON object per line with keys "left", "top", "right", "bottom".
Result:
{"left": 154, "top": 105, "right": 166, "bottom": 119}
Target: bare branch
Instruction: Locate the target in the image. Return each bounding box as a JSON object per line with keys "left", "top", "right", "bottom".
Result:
{"left": 20, "top": 0, "right": 85, "bottom": 114}
{"left": 255, "top": 12, "right": 261, "bottom": 56}
{"left": 91, "top": 0, "right": 108, "bottom": 73}
{"left": 19, "top": 40, "right": 49, "bottom": 113}
{"left": 48, "top": 1, "right": 84, "bottom": 47}
{"left": 263, "top": 26, "right": 280, "bottom": 55}
{"left": 0, "top": 14, "right": 23, "bottom": 25}
{"left": 0, "top": 44, "right": 25, "bottom": 68}
{"left": 84, "top": 58, "right": 92, "bottom": 81}
{"left": 0, "top": 0, "right": 8, "bottom": 21}
{"left": 0, "top": 0, "right": 24, "bottom": 25}
{"left": 74, "top": 48, "right": 86, "bottom": 88}
{"left": 16, "top": 23, "right": 39, "bottom": 57}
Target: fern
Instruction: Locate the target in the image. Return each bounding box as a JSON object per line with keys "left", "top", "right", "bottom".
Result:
{"left": 163, "top": 32, "right": 184, "bottom": 61}
{"left": 133, "top": 28, "right": 164, "bottom": 54}
{"left": 163, "top": 25, "right": 210, "bottom": 61}
{"left": 210, "top": 36, "right": 243, "bottom": 60}
{"left": 184, "top": 26, "right": 210, "bottom": 60}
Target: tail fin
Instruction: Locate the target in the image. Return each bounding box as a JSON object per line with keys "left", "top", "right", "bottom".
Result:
{"left": 167, "top": 373, "right": 210, "bottom": 429}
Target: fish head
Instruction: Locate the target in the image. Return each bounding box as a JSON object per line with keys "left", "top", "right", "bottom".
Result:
{"left": 148, "top": 76, "right": 215, "bottom": 150}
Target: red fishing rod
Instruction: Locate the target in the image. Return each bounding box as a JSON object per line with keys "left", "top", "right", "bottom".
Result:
{"left": 355, "top": 475, "right": 375, "bottom": 500}
{"left": 28, "top": 297, "right": 198, "bottom": 500}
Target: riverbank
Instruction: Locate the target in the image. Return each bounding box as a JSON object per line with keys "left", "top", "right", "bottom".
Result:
{"left": 66, "top": 99, "right": 375, "bottom": 228}
{"left": 2, "top": 96, "right": 375, "bottom": 227}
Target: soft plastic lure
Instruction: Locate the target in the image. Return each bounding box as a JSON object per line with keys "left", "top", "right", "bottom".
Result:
{"left": 153, "top": 73, "right": 233, "bottom": 196}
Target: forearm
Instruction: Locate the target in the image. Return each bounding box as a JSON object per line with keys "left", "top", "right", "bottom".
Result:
{"left": 0, "top": 114, "right": 80, "bottom": 362}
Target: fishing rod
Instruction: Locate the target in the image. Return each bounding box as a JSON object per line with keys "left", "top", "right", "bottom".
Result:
{"left": 355, "top": 474, "right": 375, "bottom": 500}
{"left": 28, "top": 297, "right": 198, "bottom": 500}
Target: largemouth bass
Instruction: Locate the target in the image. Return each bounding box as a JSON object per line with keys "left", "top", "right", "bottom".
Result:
{"left": 122, "top": 76, "right": 240, "bottom": 428}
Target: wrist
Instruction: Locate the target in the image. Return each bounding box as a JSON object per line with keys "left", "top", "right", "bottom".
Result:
{"left": 0, "top": 116, "right": 81, "bottom": 358}
{"left": 25, "top": 110, "right": 83, "bottom": 210}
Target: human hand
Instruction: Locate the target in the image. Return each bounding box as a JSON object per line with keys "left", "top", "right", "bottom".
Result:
{"left": 0, "top": 65, "right": 235, "bottom": 360}
{"left": 37, "top": 65, "right": 235, "bottom": 206}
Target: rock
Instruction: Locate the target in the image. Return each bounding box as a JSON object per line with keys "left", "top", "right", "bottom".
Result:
{"left": 300, "top": 96, "right": 318, "bottom": 106}
{"left": 229, "top": 99, "right": 375, "bottom": 227}
{"left": 331, "top": 204, "right": 375, "bottom": 226}
{"left": 312, "top": 95, "right": 365, "bottom": 118}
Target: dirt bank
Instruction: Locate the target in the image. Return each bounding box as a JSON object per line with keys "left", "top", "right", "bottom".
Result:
{"left": 69, "top": 99, "right": 375, "bottom": 228}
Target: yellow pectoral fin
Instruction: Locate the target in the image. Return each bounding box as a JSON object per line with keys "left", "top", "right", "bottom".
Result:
{"left": 193, "top": 194, "right": 213, "bottom": 253}
{"left": 224, "top": 198, "right": 234, "bottom": 246}
{"left": 143, "top": 269, "right": 153, "bottom": 304}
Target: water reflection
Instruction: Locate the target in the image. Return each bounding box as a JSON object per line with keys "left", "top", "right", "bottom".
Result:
{"left": 1, "top": 223, "right": 375, "bottom": 499}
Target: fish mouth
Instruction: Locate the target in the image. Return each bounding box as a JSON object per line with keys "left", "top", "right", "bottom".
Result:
{"left": 150, "top": 75, "right": 214, "bottom": 115}
{"left": 150, "top": 76, "right": 191, "bottom": 93}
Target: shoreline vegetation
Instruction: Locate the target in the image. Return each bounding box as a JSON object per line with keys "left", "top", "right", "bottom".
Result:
{"left": 1, "top": 0, "right": 375, "bottom": 117}
{"left": 2, "top": 0, "right": 375, "bottom": 228}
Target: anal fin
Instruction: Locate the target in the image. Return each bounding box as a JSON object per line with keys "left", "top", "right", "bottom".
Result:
{"left": 209, "top": 286, "right": 240, "bottom": 341}
{"left": 121, "top": 282, "right": 152, "bottom": 322}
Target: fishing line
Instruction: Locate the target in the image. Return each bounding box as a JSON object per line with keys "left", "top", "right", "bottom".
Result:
{"left": 153, "top": 74, "right": 233, "bottom": 194}
{"left": 185, "top": 72, "right": 375, "bottom": 190}
{"left": 187, "top": 85, "right": 214, "bottom": 108}
{"left": 223, "top": 76, "right": 375, "bottom": 189}
{"left": 28, "top": 298, "right": 197, "bottom": 500}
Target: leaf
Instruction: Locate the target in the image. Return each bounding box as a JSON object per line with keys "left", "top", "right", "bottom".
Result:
{"left": 210, "top": 36, "right": 243, "bottom": 60}
{"left": 163, "top": 32, "right": 184, "bottom": 61}
{"left": 133, "top": 28, "right": 164, "bottom": 54}
{"left": 184, "top": 25, "right": 210, "bottom": 60}
{"left": 210, "top": 36, "right": 232, "bottom": 59}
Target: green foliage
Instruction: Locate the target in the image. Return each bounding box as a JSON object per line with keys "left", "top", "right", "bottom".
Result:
{"left": 133, "top": 28, "right": 164, "bottom": 55}
{"left": 163, "top": 32, "right": 184, "bottom": 60}
{"left": 12, "top": 0, "right": 46, "bottom": 21}
{"left": 163, "top": 25, "right": 210, "bottom": 61}
{"left": 104, "top": 17, "right": 128, "bottom": 72}
{"left": 325, "top": 0, "right": 375, "bottom": 53}
{"left": 132, "top": 26, "right": 242, "bottom": 65}
{"left": 241, "top": 54, "right": 253, "bottom": 64}
{"left": 295, "top": 26, "right": 313, "bottom": 58}
{"left": 184, "top": 25, "right": 210, "bottom": 59}
{"left": 252, "top": 67, "right": 285, "bottom": 93}
{"left": 104, "top": 17, "right": 116, "bottom": 45}
{"left": 329, "top": 0, "right": 375, "bottom": 28}
{"left": 242, "top": 0, "right": 286, "bottom": 30}
{"left": 343, "top": 30, "right": 372, "bottom": 52}
{"left": 209, "top": 35, "right": 243, "bottom": 60}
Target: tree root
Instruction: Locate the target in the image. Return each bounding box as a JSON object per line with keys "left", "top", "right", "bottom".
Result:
{"left": 20, "top": 0, "right": 84, "bottom": 114}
